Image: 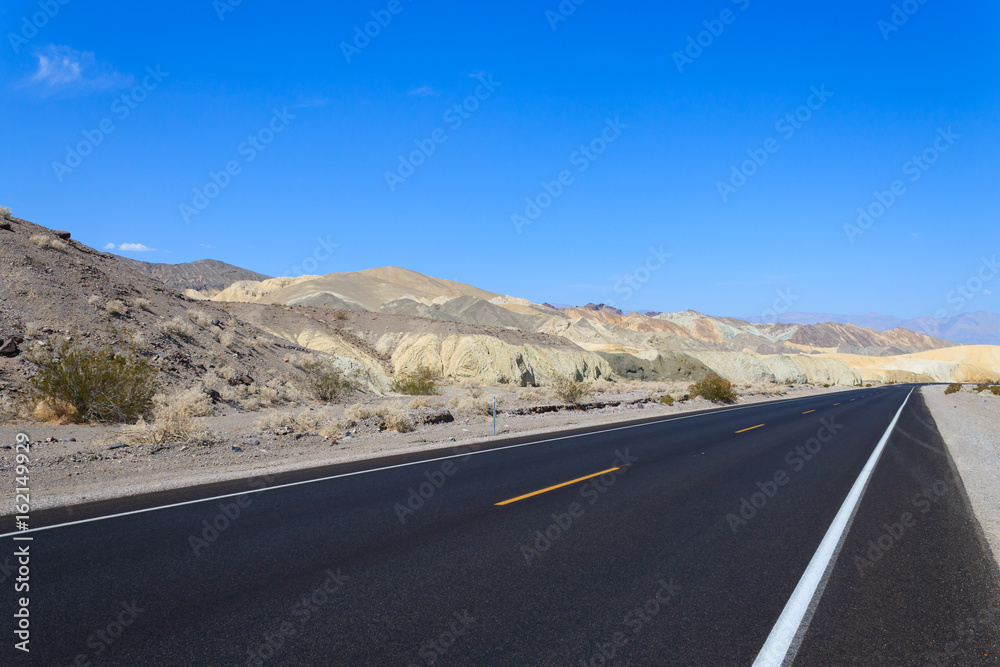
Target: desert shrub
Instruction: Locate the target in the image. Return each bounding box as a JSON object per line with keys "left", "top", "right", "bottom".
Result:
{"left": 24, "top": 321, "right": 45, "bottom": 338}
{"left": 659, "top": 394, "right": 675, "bottom": 406}
{"left": 333, "top": 310, "right": 349, "bottom": 321}
{"left": 50, "top": 238, "right": 69, "bottom": 252}
{"left": 159, "top": 316, "right": 195, "bottom": 339}
{"left": 453, "top": 396, "right": 499, "bottom": 416}
{"left": 589, "top": 379, "right": 617, "bottom": 394}
{"left": 944, "top": 383, "right": 962, "bottom": 395}
{"left": 552, "top": 374, "right": 592, "bottom": 405}
{"left": 343, "top": 403, "right": 414, "bottom": 432}
{"left": 187, "top": 309, "right": 213, "bottom": 328}
{"left": 0, "top": 205, "right": 11, "bottom": 218}
{"left": 391, "top": 365, "right": 438, "bottom": 395}
{"left": 519, "top": 386, "right": 549, "bottom": 402}
{"left": 382, "top": 407, "right": 415, "bottom": 433}
{"left": 133, "top": 297, "right": 152, "bottom": 311}
{"left": 865, "top": 383, "right": 872, "bottom": 388}
{"left": 822, "top": 383, "right": 830, "bottom": 388}
{"left": 407, "top": 396, "right": 434, "bottom": 410}
{"left": 87, "top": 295, "right": 102, "bottom": 307}
{"left": 689, "top": 373, "right": 737, "bottom": 404}
{"left": 104, "top": 299, "right": 128, "bottom": 316}
{"left": 116, "top": 391, "right": 213, "bottom": 445}
{"left": 299, "top": 359, "right": 355, "bottom": 402}
{"left": 29, "top": 234, "right": 51, "bottom": 249}
{"left": 28, "top": 336, "right": 158, "bottom": 423}
{"left": 344, "top": 403, "right": 377, "bottom": 421}
{"left": 460, "top": 379, "right": 484, "bottom": 399}
{"left": 255, "top": 407, "right": 340, "bottom": 435}
{"left": 218, "top": 330, "right": 236, "bottom": 349}
{"left": 155, "top": 387, "right": 214, "bottom": 418}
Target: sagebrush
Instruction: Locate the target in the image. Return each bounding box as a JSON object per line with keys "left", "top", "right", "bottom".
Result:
{"left": 391, "top": 365, "right": 438, "bottom": 395}
{"left": 551, "top": 374, "right": 591, "bottom": 405}
{"left": 28, "top": 335, "right": 158, "bottom": 423}
{"left": 689, "top": 373, "right": 737, "bottom": 404}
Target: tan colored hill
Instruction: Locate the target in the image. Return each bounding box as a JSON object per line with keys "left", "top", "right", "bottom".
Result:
{"left": 3, "top": 215, "right": 993, "bottom": 406}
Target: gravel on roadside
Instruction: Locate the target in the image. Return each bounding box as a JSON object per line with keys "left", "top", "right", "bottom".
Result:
{"left": 921, "top": 385, "right": 1000, "bottom": 563}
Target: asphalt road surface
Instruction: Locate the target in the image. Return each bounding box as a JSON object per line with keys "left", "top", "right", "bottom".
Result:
{"left": 2, "top": 385, "right": 998, "bottom": 665}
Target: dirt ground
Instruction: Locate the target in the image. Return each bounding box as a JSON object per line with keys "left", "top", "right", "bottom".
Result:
{"left": 0, "top": 383, "right": 854, "bottom": 514}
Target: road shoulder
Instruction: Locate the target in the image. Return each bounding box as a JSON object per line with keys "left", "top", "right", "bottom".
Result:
{"left": 921, "top": 385, "right": 1000, "bottom": 562}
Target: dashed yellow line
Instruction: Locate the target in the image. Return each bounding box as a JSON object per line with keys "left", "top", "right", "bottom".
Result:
{"left": 833, "top": 403, "right": 841, "bottom": 406}
{"left": 735, "top": 424, "right": 765, "bottom": 434}
{"left": 495, "top": 467, "right": 621, "bottom": 506}
{"left": 802, "top": 409, "right": 816, "bottom": 414}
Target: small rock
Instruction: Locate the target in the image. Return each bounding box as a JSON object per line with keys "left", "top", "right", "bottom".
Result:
{"left": 252, "top": 439, "right": 260, "bottom": 446}
{"left": 53, "top": 230, "right": 71, "bottom": 239}
{"left": 230, "top": 444, "right": 243, "bottom": 453}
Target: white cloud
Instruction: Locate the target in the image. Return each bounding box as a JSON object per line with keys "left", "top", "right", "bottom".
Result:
{"left": 107, "top": 243, "right": 156, "bottom": 252}
{"left": 985, "top": 289, "right": 993, "bottom": 296}
{"left": 409, "top": 85, "right": 439, "bottom": 97}
{"left": 30, "top": 45, "right": 132, "bottom": 91}
{"left": 200, "top": 243, "right": 212, "bottom": 249}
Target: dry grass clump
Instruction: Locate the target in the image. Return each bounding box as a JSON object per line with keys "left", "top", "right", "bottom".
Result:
{"left": 448, "top": 395, "right": 499, "bottom": 416}
{"left": 343, "top": 403, "right": 415, "bottom": 432}
{"left": 588, "top": 379, "right": 617, "bottom": 394}
{"left": 199, "top": 370, "right": 300, "bottom": 411}
{"left": 218, "top": 330, "right": 236, "bottom": 349}
{"left": 407, "top": 396, "right": 438, "bottom": 410}
{"left": 87, "top": 295, "right": 102, "bottom": 307}
{"left": 519, "top": 386, "right": 550, "bottom": 402}
{"left": 113, "top": 388, "right": 216, "bottom": 445}
{"left": 0, "top": 205, "right": 11, "bottom": 218}
{"left": 29, "top": 234, "right": 68, "bottom": 251}
{"left": 739, "top": 382, "right": 785, "bottom": 397}
{"left": 133, "top": 297, "right": 152, "bottom": 311}
{"left": 32, "top": 397, "right": 79, "bottom": 425}
{"left": 104, "top": 299, "right": 128, "bottom": 316}
{"left": 254, "top": 407, "right": 342, "bottom": 437}
{"left": 187, "top": 309, "right": 213, "bottom": 328}
{"left": 159, "top": 316, "right": 195, "bottom": 339}
{"left": 460, "top": 379, "right": 484, "bottom": 398}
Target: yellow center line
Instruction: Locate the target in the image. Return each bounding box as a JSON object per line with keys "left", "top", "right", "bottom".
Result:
{"left": 495, "top": 467, "right": 621, "bottom": 506}
{"left": 735, "top": 423, "right": 765, "bottom": 434}
{"left": 833, "top": 403, "right": 841, "bottom": 405}
{"left": 802, "top": 410, "right": 816, "bottom": 414}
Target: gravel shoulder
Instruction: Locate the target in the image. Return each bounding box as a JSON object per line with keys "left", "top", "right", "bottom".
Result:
{"left": 921, "top": 385, "right": 1000, "bottom": 562}
{"left": 0, "top": 384, "right": 851, "bottom": 515}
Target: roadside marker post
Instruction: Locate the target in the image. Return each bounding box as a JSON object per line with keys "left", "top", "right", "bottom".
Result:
{"left": 493, "top": 396, "right": 497, "bottom": 436}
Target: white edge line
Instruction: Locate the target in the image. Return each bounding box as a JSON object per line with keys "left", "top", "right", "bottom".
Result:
{"left": 751, "top": 388, "right": 913, "bottom": 667}
{"left": 0, "top": 387, "right": 887, "bottom": 539}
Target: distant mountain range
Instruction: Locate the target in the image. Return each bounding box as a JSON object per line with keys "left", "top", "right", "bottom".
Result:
{"left": 744, "top": 311, "right": 1000, "bottom": 346}
{"left": 113, "top": 257, "right": 272, "bottom": 294}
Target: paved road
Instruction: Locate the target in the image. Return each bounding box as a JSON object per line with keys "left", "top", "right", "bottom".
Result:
{"left": 2, "top": 386, "right": 998, "bottom": 665}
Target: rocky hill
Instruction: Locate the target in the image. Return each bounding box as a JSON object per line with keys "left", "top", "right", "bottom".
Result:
{"left": 114, "top": 256, "right": 272, "bottom": 295}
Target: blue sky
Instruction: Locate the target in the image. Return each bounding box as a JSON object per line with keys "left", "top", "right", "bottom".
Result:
{"left": 2, "top": 0, "right": 998, "bottom": 320}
